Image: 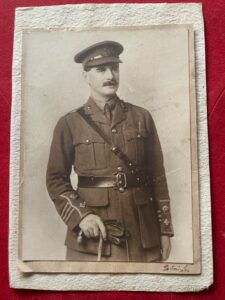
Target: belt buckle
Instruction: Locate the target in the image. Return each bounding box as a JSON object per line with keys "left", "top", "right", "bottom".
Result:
{"left": 116, "top": 172, "right": 127, "bottom": 192}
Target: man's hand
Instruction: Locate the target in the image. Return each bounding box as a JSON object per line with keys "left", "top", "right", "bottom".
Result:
{"left": 160, "top": 235, "right": 171, "bottom": 261}
{"left": 79, "top": 214, "right": 106, "bottom": 240}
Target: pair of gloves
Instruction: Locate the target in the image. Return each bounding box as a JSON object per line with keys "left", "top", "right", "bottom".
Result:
{"left": 77, "top": 219, "right": 129, "bottom": 245}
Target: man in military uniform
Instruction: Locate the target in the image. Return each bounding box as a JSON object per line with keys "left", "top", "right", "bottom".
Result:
{"left": 46, "top": 41, "right": 173, "bottom": 262}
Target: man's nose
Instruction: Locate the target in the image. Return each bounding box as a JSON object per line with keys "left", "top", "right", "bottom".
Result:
{"left": 105, "top": 68, "right": 114, "bottom": 79}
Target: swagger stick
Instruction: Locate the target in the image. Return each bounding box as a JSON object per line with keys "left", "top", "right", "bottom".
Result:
{"left": 97, "top": 234, "right": 103, "bottom": 261}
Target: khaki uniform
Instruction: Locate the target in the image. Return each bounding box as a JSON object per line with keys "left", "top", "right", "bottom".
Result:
{"left": 46, "top": 97, "right": 173, "bottom": 261}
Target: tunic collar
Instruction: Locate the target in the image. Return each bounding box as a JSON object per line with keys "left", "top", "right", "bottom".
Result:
{"left": 83, "top": 95, "right": 127, "bottom": 127}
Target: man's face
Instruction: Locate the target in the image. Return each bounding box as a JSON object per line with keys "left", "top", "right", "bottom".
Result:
{"left": 84, "top": 63, "right": 119, "bottom": 99}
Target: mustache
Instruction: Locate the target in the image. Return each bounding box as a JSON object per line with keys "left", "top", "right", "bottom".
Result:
{"left": 103, "top": 80, "right": 117, "bottom": 86}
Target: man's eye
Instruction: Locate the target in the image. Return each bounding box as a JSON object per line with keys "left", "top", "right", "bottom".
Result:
{"left": 112, "top": 66, "right": 119, "bottom": 71}
{"left": 96, "top": 67, "right": 105, "bottom": 72}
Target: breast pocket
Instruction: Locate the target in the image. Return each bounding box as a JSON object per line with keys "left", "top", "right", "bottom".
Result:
{"left": 124, "top": 129, "right": 148, "bottom": 165}
{"left": 74, "top": 135, "right": 106, "bottom": 170}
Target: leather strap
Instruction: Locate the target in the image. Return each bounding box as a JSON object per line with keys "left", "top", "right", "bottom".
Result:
{"left": 78, "top": 173, "right": 149, "bottom": 189}
{"left": 77, "top": 106, "right": 139, "bottom": 173}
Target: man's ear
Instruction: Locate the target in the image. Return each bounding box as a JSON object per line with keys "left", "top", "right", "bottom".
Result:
{"left": 82, "top": 70, "right": 89, "bottom": 84}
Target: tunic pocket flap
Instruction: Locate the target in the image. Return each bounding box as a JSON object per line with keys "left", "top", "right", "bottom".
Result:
{"left": 74, "top": 134, "right": 105, "bottom": 146}
{"left": 124, "top": 129, "right": 148, "bottom": 141}
{"left": 78, "top": 187, "right": 108, "bottom": 207}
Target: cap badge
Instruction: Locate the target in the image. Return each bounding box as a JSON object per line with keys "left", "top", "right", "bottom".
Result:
{"left": 90, "top": 55, "right": 103, "bottom": 61}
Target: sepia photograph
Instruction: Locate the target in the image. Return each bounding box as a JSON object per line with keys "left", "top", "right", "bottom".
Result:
{"left": 18, "top": 25, "right": 200, "bottom": 274}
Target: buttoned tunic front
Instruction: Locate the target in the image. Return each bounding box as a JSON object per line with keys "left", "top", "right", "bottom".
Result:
{"left": 46, "top": 97, "right": 173, "bottom": 262}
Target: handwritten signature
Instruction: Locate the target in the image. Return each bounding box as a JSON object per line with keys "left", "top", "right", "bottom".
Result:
{"left": 162, "top": 264, "right": 190, "bottom": 273}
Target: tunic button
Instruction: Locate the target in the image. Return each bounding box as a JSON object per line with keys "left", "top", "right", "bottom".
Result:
{"left": 137, "top": 134, "right": 141, "bottom": 138}
{"left": 117, "top": 166, "right": 123, "bottom": 172}
{"left": 162, "top": 205, "right": 169, "bottom": 212}
{"left": 119, "top": 187, "right": 125, "bottom": 193}
{"left": 86, "top": 139, "right": 90, "bottom": 143}
{"left": 111, "top": 146, "right": 118, "bottom": 153}
{"left": 111, "top": 128, "right": 117, "bottom": 133}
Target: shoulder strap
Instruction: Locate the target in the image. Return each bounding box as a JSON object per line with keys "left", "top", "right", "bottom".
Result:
{"left": 77, "top": 107, "right": 138, "bottom": 173}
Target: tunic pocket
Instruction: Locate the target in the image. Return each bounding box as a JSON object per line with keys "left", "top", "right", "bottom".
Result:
{"left": 74, "top": 134, "right": 106, "bottom": 170}
{"left": 78, "top": 187, "right": 108, "bottom": 207}
{"left": 124, "top": 129, "right": 148, "bottom": 165}
{"left": 133, "top": 188, "right": 161, "bottom": 249}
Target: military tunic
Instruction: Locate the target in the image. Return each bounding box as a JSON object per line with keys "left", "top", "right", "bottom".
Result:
{"left": 46, "top": 97, "right": 173, "bottom": 261}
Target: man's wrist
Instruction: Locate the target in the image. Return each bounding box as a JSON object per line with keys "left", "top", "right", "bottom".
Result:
{"left": 73, "top": 211, "right": 93, "bottom": 233}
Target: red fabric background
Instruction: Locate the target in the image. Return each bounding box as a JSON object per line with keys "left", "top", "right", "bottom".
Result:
{"left": 1, "top": 0, "right": 225, "bottom": 298}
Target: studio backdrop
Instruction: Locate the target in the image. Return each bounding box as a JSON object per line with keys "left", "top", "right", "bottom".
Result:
{"left": 20, "top": 26, "right": 197, "bottom": 264}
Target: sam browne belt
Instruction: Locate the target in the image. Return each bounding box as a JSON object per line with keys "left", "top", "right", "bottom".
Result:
{"left": 78, "top": 172, "right": 150, "bottom": 192}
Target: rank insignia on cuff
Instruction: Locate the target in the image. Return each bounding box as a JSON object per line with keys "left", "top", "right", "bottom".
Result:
{"left": 157, "top": 199, "right": 174, "bottom": 236}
